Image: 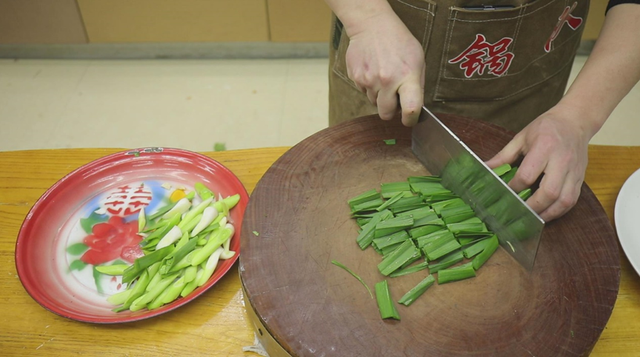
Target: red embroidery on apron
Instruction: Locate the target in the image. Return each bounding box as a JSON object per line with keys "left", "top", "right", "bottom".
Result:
{"left": 544, "top": 2, "right": 583, "bottom": 53}
{"left": 449, "top": 34, "right": 515, "bottom": 78}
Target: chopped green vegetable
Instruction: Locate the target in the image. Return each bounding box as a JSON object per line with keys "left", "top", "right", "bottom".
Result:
{"left": 146, "top": 201, "right": 179, "bottom": 222}
{"left": 396, "top": 206, "right": 436, "bottom": 220}
{"left": 373, "top": 230, "right": 410, "bottom": 250}
{"left": 407, "top": 221, "right": 445, "bottom": 238}
{"left": 252, "top": 231, "right": 260, "bottom": 236}
{"left": 409, "top": 181, "right": 451, "bottom": 196}
{"left": 387, "top": 196, "right": 427, "bottom": 214}
{"left": 130, "top": 272, "right": 180, "bottom": 312}
{"left": 138, "top": 207, "right": 147, "bottom": 232}
{"left": 95, "top": 264, "right": 129, "bottom": 276}
{"left": 183, "top": 266, "right": 198, "bottom": 283}
{"left": 439, "top": 204, "right": 476, "bottom": 225}
{"left": 500, "top": 167, "right": 518, "bottom": 184}
{"left": 420, "top": 230, "right": 456, "bottom": 257}
{"left": 430, "top": 198, "right": 465, "bottom": 215}
{"left": 194, "top": 182, "right": 214, "bottom": 201}
{"left": 423, "top": 192, "right": 459, "bottom": 203}
{"left": 159, "top": 237, "right": 198, "bottom": 275}
{"left": 456, "top": 232, "right": 494, "bottom": 244}
{"left": 447, "top": 218, "right": 487, "bottom": 235}
{"left": 107, "top": 289, "right": 131, "bottom": 305}
{"left": 331, "top": 260, "right": 373, "bottom": 299}
{"left": 150, "top": 275, "right": 187, "bottom": 309}
{"left": 518, "top": 188, "right": 532, "bottom": 201}
{"left": 356, "top": 218, "right": 371, "bottom": 227}
{"left": 400, "top": 253, "right": 423, "bottom": 269}
{"left": 346, "top": 169, "right": 530, "bottom": 320}
{"left": 156, "top": 225, "right": 184, "bottom": 250}
{"left": 352, "top": 198, "right": 385, "bottom": 213}
{"left": 398, "top": 275, "right": 435, "bottom": 306}
{"left": 213, "top": 194, "right": 241, "bottom": 212}
{"left": 472, "top": 235, "right": 499, "bottom": 270}
{"left": 190, "top": 227, "right": 233, "bottom": 267}
{"left": 191, "top": 207, "right": 218, "bottom": 237}
{"left": 462, "top": 235, "right": 494, "bottom": 259}
{"left": 197, "top": 247, "right": 224, "bottom": 287}
{"left": 424, "top": 237, "right": 461, "bottom": 261}
{"left": 122, "top": 245, "right": 174, "bottom": 284}
{"left": 378, "top": 239, "right": 421, "bottom": 276}
{"left": 410, "top": 211, "right": 443, "bottom": 228}
{"left": 376, "top": 191, "right": 406, "bottom": 212}
{"left": 380, "top": 182, "right": 411, "bottom": 199}
{"left": 115, "top": 268, "right": 152, "bottom": 312}
{"left": 492, "top": 164, "right": 512, "bottom": 177}
{"left": 383, "top": 139, "right": 396, "bottom": 145}
{"left": 374, "top": 216, "right": 414, "bottom": 238}
{"left": 169, "top": 249, "right": 199, "bottom": 273}
{"left": 408, "top": 176, "right": 441, "bottom": 183}
{"left": 348, "top": 189, "right": 380, "bottom": 210}
{"left": 389, "top": 261, "right": 428, "bottom": 278}
{"left": 175, "top": 230, "right": 190, "bottom": 251}
{"left": 141, "top": 213, "right": 181, "bottom": 244}
{"left": 414, "top": 229, "right": 451, "bottom": 249}
{"left": 375, "top": 280, "right": 400, "bottom": 320}
{"left": 427, "top": 250, "right": 464, "bottom": 273}
{"left": 437, "top": 262, "right": 476, "bottom": 284}
{"left": 180, "top": 269, "right": 202, "bottom": 297}
{"left": 180, "top": 197, "right": 214, "bottom": 228}
{"left": 379, "top": 243, "right": 403, "bottom": 257}
{"left": 197, "top": 222, "right": 221, "bottom": 237}
{"left": 163, "top": 197, "right": 192, "bottom": 220}
{"left": 105, "top": 181, "right": 241, "bottom": 313}
{"left": 356, "top": 209, "right": 393, "bottom": 250}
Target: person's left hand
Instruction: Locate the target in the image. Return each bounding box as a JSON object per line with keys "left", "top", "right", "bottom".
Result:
{"left": 485, "top": 104, "right": 593, "bottom": 222}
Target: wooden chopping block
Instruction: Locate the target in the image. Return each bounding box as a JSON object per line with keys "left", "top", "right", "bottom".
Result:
{"left": 239, "top": 114, "right": 620, "bottom": 357}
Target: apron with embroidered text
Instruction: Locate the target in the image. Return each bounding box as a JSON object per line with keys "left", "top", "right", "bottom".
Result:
{"left": 328, "top": 0, "right": 589, "bottom": 133}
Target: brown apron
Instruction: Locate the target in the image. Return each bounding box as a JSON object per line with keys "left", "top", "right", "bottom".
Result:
{"left": 328, "top": 0, "right": 590, "bottom": 133}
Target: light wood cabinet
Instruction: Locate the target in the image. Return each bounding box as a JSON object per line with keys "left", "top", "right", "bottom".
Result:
{"left": 0, "top": 0, "right": 605, "bottom": 45}
{"left": 76, "top": 0, "right": 270, "bottom": 43}
{"left": 267, "top": 0, "right": 332, "bottom": 42}
{"left": 0, "top": 0, "right": 87, "bottom": 44}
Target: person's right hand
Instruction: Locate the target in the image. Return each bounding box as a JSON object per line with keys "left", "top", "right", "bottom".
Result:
{"left": 344, "top": 13, "right": 425, "bottom": 127}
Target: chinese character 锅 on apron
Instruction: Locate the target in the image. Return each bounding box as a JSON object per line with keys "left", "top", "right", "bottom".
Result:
{"left": 328, "top": 0, "right": 589, "bottom": 133}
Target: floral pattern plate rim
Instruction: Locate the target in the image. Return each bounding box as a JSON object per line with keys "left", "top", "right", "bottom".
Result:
{"left": 15, "top": 147, "right": 249, "bottom": 323}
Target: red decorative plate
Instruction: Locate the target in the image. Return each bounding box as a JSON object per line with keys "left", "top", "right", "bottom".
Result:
{"left": 15, "top": 147, "right": 248, "bottom": 323}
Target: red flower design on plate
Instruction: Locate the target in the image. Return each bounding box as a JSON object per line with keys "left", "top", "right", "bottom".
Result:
{"left": 80, "top": 216, "right": 144, "bottom": 265}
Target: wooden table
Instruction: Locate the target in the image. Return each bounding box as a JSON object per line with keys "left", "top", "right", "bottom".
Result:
{"left": 0, "top": 146, "right": 638, "bottom": 356}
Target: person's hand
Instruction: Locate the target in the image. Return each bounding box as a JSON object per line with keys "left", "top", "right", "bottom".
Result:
{"left": 345, "top": 13, "right": 425, "bottom": 126}
{"left": 485, "top": 104, "right": 593, "bottom": 222}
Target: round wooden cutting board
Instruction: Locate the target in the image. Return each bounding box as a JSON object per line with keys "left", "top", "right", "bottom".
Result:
{"left": 239, "top": 114, "right": 620, "bottom": 357}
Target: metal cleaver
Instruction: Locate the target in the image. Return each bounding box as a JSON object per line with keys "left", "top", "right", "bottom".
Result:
{"left": 411, "top": 107, "right": 545, "bottom": 271}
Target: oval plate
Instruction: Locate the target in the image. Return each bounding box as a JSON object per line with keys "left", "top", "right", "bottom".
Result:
{"left": 240, "top": 115, "right": 620, "bottom": 356}
{"left": 15, "top": 147, "right": 248, "bottom": 323}
{"left": 615, "top": 168, "right": 640, "bottom": 276}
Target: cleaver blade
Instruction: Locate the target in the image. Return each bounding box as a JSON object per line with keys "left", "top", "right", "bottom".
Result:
{"left": 411, "top": 107, "right": 545, "bottom": 271}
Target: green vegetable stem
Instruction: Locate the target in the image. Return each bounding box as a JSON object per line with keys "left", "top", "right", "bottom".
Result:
{"left": 345, "top": 169, "right": 530, "bottom": 320}
{"left": 103, "top": 181, "right": 241, "bottom": 313}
